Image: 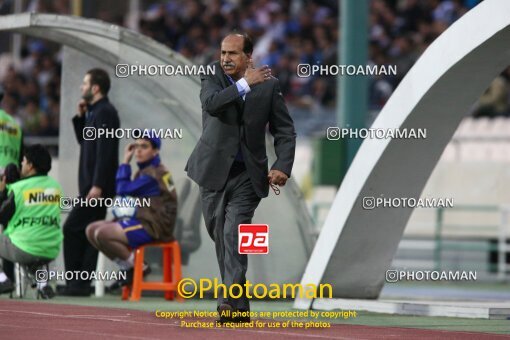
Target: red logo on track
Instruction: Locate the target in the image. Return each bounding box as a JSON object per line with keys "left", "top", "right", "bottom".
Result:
{"left": 238, "top": 224, "right": 269, "bottom": 254}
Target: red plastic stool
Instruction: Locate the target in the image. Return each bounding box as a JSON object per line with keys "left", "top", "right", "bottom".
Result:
{"left": 122, "top": 240, "right": 183, "bottom": 301}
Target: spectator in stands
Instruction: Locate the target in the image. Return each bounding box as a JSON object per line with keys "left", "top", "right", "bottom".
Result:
{"left": 19, "top": 97, "right": 48, "bottom": 136}
{"left": 0, "top": 0, "right": 502, "bottom": 140}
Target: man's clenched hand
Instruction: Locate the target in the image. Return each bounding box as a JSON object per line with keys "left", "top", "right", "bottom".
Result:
{"left": 268, "top": 169, "right": 288, "bottom": 186}
{"left": 244, "top": 61, "right": 272, "bottom": 86}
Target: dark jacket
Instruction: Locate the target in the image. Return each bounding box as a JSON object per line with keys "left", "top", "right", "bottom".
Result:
{"left": 72, "top": 97, "right": 120, "bottom": 198}
{"left": 116, "top": 155, "right": 177, "bottom": 241}
{"left": 185, "top": 61, "right": 296, "bottom": 198}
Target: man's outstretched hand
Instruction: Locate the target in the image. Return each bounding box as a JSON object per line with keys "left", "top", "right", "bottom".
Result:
{"left": 268, "top": 169, "right": 288, "bottom": 187}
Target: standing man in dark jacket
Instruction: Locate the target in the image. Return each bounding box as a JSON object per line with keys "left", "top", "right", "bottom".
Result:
{"left": 60, "top": 68, "right": 120, "bottom": 296}
{"left": 185, "top": 33, "right": 296, "bottom": 322}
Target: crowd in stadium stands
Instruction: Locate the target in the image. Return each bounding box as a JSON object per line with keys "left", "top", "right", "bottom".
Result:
{"left": 1, "top": 0, "right": 509, "bottom": 137}
{"left": 0, "top": 40, "right": 61, "bottom": 136}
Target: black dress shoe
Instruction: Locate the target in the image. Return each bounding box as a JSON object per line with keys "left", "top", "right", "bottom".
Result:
{"left": 38, "top": 285, "right": 55, "bottom": 299}
{"left": 0, "top": 279, "right": 14, "bottom": 295}
{"left": 217, "top": 303, "right": 233, "bottom": 324}
{"left": 216, "top": 304, "right": 251, "bottom": 324}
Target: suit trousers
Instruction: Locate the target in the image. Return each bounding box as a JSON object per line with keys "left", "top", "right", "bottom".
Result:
{"left": 63, "top": 204, "right": 106, "bottom": 288}
{"left": 199, "top": 164, "right": 261, "bottom": 311}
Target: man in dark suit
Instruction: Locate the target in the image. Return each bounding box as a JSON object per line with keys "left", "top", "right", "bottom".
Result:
{"left": 185, "top": 33, "right": 296, "bottom": 322}
{"left": 59, "top": 68, "right": 120, "bottom": 296}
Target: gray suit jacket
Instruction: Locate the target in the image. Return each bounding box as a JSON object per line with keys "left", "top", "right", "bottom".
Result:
{"left": 185, "top": 61, "right": 296, "bottom": 198}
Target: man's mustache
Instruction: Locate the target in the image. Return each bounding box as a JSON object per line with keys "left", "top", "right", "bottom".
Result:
{"left": 223, "top": 62, "right": 235, "bottom": 68}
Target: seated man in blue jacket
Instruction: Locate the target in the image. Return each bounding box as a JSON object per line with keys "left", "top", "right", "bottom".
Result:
{"left": 86, "top": 133, "right": 177, "bottom": 287}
